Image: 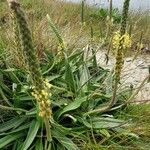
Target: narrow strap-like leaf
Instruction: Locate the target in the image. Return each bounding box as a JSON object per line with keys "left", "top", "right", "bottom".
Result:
{"left": 21, "top": 119, "right": 40, "bottom": 150}
{"left": 0, "top": 132, "right": 24, "bottom": 149}
{"left": 0, "top": 117, "right": 26, "bottom": 133}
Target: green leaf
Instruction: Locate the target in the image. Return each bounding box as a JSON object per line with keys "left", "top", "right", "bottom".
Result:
{"left": 57, "top": 143, "right": 66, "bottom": 150}
{"left": 0, "top": 80, "right": 11, "bottom": 94}
{"left": 82, "top": 117, "right": 124, "bottom": 129}
{"left": 21, "top": 119, "right": 40, "bottom": 150}
{"left": 80, "top": 46, "right": 90, "bottom": 91}
{"left": 46, "top": 75, "right": 61, "bottom": 81}
{"left": 58, "top": 96, "right": 87, "bottom": 117}
{"left": 0, "top": 117, "right": 27, "bottom": 133}
{"left": 3, "top": 68, "right": 18, "bottom": 72}
{"left": 79, "top": 64, "right": 90, "bottom": 93}
{"left": 0, "top": 87, "right": 12, "bottom": 106}
{"left": 91, "top": 48, "right": 98, "bottom": 69}
{"left": 19, "top": 96, "right": 33, "bottom": 101}
{"left": 0, "top": 122, "right": 30, "bottom": 136}
{"left": 0, "top": 132, "right": 24, "bottom": 149}
{"left": 52, "top": 122, "right": 71, "bottom": 135}
{"left": 47, "top": 14, "right": 63, "bottom": 45}
{"left": 12, "top": 141, "right": 18, "bottom": 150}
{"left": 65, "top": 57, "right": 77, "bottom": 93}
{"left": 26, "top": 108, "right": 37, "bottom": 115}
{"left": 99, "top": 129, "right": 111, "bottom": 138}
{"left": 125, "top": 133, "right": 139, "bottom": 139}
{"left": 35, "top": 138, "right": 43, "bottom": 150}
{"left": 52, "top": 130, "right": 80, "bottom": 150}
{"left": 68, "top": 50, "right": 83, "bottom": 61}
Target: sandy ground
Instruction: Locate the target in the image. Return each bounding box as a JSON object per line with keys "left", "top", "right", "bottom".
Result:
{"left": 96, "top": 50, "right": 150, "bottom": 103}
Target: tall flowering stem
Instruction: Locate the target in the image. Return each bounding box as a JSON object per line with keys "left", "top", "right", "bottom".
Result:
{"left": 7, "top": 0, "right": 52, "bottom": 141}
{"left": 111, "top": 0, "right": 130, "bottom": 106}
{"left": 115, "top": 0, "right": 130, "bottom": 81}
{"left": 13, "top": 14, "right": 26, "bottom": 68}
{"left": 77, "top": 0, "right": 131, "bottom": 116}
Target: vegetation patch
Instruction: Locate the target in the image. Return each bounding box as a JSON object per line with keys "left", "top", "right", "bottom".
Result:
{"left": 0, "top": 0, "right": 150, "bottom": 149}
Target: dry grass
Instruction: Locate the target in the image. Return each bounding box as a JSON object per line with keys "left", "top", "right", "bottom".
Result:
{"left": 1, "top": 0, "right": 149, "bottom": 55}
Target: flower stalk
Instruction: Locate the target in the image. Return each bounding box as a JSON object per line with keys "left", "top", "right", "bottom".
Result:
{"left": 84, "top": 0, "right": 131, "bottom": 116}
{"left": 111, "top": 0, "right": 131, "bottom": 106}
{"left": 8, "top": 0, "right": 52, "bottom": 141}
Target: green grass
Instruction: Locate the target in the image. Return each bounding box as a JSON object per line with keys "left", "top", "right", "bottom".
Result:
{"left": 115, "top": 104, "right": 150, "bottom": 149}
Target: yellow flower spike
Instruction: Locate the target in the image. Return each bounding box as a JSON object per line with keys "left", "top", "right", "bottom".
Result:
{"left": 31, "top": 92, "right": 39, "bottom": 100}
{"left": 45, "top": 79, "right": 49, "bottom": 83}
{"left": 112, "top": 31, "right": 120, "bottom": 49}
{"left": 49, "top": 93, "right": 52, "bottom": 97}
{"left": 47, "top": 83, "right": 52, "bottom": 89}
{"left": 44, "top": 81, "right": 52, "bottom": 89}
{"left": 41, "top": 90, "right": 48, "bottom": 97}
{"left": 41, "top": 100, "right": 45, "bottom": 105}
{"left": 46, "top": 108, "right": 51, "bottom": 112}
{"left": 122, "top": 32, "right": 131, "bottom": 49}
{"left": 39, "top": 111, "right": 46, "bottom": 117}
{"left": 38, "top": 94, "right": 42, "bottom": 99}
{"left": 8, "top": 0, "right": 52, "bottom": 141}
{"left": 31, "top": 92, "right": 35, "bottom": 96}
{"left": 46, "top": 100, "right": 51, "bottom": 105}
{"left": 46, "top": 112, "right": 51, "bottom": 118}
{"left": 112, "top": 31, "right": 131, "bottom": 50}
{"left": 41, "top": 90, "right": 45, "bottom": 94}
{"left": 31, "top": 86, "right": 35, "bottom": 89}
{"left": 34, "top": 93, "right": 38, "bottom": 98}
{"left": 45, "top": 92, "right": 48, "bottom": 97}
{"left": 39, "top": 103, "right": 43, "bottom": 109}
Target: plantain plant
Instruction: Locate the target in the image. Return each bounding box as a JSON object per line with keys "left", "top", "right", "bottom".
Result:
{"left": 0, "top": 0, "right": 136, "bottom": 149}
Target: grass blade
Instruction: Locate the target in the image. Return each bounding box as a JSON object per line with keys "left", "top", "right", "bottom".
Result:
{"left": 47, "top": 14, "right": 64, "bottom": 46}
{"left": 35, "top": 138, "right": 43, "bottom": 150}
{"left": 58, "top": 96, "right": 87, "bottom": 118}
{"left": 0, "top": 117, "right": 27, "bottom": 133}
{"left": 0, "top": 132, "right": 24, "bottom": 149}
{"left": 65, "top": 57, "right": 77, "bottom": 93}
{"left": 52, "top": 130, "right": 80, "bottom": 150}
{"left": 21, "top": 119, "right": 40, "bottom": 150}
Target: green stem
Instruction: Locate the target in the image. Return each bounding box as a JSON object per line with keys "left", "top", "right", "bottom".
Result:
{"left": 0, "top": 104, "right": 27, "bottom": 112}
{"left": 0, "top": 88, "right": 12, "bottom": 106}
{"left": 44, "top": 118, "right": 52, "bottom": 142}
{"left": 86, "top": 0, "right": 131, "bottom": 116}
{"left": 110, "top": 74, "right": 150, "bottom": 111}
